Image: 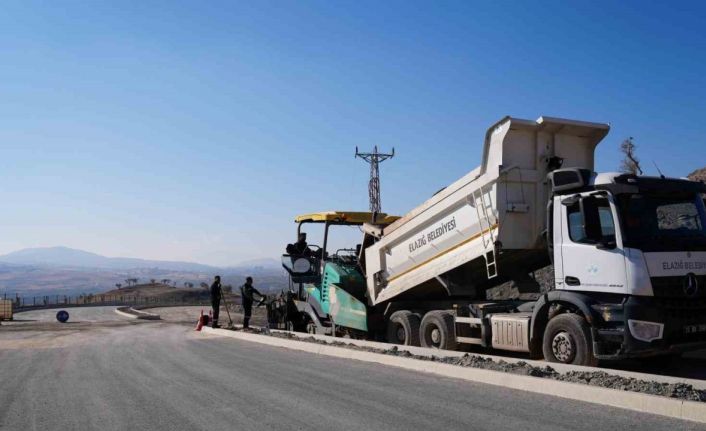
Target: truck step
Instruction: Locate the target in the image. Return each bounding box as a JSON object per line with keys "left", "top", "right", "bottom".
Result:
{"left": 456, "top": 336, "right": 483, "bottom": 345}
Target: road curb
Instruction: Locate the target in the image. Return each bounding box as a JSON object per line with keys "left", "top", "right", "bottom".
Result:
{"left": 114, "top": 307, "right": 160, "bottom": 320}
{"left": 114, "top": 307, "right": 138, "bottom": 319}
{"left": 201, "top": 327, "right": 706, "bottom": 424}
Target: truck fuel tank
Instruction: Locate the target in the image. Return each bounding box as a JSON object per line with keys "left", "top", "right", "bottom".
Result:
{"left": 489, "top": 313, "right": 531, "bottom": 352}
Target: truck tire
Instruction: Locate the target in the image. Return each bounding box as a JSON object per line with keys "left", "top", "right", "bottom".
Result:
{"left": 542, "top": 313, "right": 598, "bottom": 367}
{"left": 420, "top": 311, "right": 457, "bottom": 350}
{"left": 386, "top": 310, "right": 421, "bottom": 346}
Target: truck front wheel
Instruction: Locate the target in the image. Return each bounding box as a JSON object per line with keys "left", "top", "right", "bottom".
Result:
{"left": 420, "top": 311, "right": 457, "bottom": 350}
{"left": 542, "top": 313, "right": 598, "bottom": 367}
{"left": 386, "top": 310, "right": 421, "bottom": 346}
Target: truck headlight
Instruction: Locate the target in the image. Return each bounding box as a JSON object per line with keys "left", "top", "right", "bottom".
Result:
{"left": 628, "top": 320, "right": 664, "bottom": 342}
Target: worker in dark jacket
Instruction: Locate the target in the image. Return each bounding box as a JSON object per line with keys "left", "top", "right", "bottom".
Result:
{"left": 286, "top": 232, "right": 312, "bottom": 256}
{"left": 240, "top": 276, "right": 264, "bottom": 329}
{"left": 210, "top": 275, "right": 222, "bottom": 328}
{"left": 292, "top": 233, "right": 312, "bottom": 256}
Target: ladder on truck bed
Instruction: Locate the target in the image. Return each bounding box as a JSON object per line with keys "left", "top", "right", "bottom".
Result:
{"left": 471, "top": 185, "right": 498, "bottom": 279}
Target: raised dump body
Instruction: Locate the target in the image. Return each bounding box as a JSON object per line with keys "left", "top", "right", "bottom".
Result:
{"left": 365, "top": 116, "right": 610, "bottom": 305}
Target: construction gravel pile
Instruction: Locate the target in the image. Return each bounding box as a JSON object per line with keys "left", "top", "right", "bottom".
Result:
{"left": 555, "top": 370, "right": 706, "bottom": 402}
{"left": 245, "top": 328, "right": 706, "bottom": 402}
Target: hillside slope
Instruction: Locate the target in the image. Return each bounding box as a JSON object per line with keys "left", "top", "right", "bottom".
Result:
{"left": 101, "top": 283, "right": 214, "bottom": 302}
{"left": 688, "top": 167, "right": 706, "bottom": 183}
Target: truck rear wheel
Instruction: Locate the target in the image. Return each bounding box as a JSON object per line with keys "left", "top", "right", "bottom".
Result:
{"left": 386, "top": 311, "right": 421, "bottom": 346}
{"left": 420, "top": 311, "right": 457, "bottom": 350}
{"left": 542, "top": 313, "right": 598, "bottom": 367}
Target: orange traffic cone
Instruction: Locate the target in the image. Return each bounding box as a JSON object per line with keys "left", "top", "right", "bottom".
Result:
{"left": 195, "top": 309, "right": 204, "bottom": 331}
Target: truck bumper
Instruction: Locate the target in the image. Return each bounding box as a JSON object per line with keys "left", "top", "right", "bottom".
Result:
{"left": 592, "top": 295, "right": 706, "bottom": 360}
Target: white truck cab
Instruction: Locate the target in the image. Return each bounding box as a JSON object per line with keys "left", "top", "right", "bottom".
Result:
{"left": 547, "top": 168, "right": 706, "bottom": 361}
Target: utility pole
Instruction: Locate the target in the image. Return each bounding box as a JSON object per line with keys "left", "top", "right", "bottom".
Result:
{"left": 355, "top": 146, "right": 394, "bottom": 215}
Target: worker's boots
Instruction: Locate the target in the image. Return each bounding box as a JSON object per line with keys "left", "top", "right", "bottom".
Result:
{"left": 212, "top": 320, "right": 220, "bottom": 329}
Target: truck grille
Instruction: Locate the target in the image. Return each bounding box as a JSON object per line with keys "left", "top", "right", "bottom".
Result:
{"left": 653, "top": 297, "right": 706, "bottom": 344}
{"left": 650, "top": 275, "right": 706, "bottom": 299}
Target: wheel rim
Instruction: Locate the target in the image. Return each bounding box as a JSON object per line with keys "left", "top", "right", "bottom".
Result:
{"left": 552, "top": 331, "right": 575, "bottom": 363}
{"left": 430, "top": 327, "right": 441, "bottom": 346}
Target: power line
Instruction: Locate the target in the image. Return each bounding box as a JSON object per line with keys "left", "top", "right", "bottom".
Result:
{"left": 355, "top": 146, "right": 394, "bottom": 216}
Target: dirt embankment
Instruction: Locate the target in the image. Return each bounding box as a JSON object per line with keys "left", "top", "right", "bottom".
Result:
{"left": 100, "top": 283, "right": 240, "bottom": 304}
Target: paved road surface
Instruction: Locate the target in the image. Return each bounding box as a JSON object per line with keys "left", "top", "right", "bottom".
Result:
{"left": 9, "top": 306, "right": 125, "bottom": 323}
{"left": 0, "top": 307, "right": 702, "bottom": 430}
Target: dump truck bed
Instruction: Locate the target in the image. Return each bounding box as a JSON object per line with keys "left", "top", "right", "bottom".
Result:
{"left": 365, "top": 116, "right": 610, "bottom": 306}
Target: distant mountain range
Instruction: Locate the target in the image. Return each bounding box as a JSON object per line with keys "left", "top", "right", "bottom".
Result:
{"left": 0, "top": 246, "right": 280, "bottom": 273}
{"left": 0, "top": 247, "right": 285, "bottom": 298}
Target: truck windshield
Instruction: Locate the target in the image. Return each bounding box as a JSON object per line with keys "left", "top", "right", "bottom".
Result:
{"left": 616, "top": 193, "right": 706, "bottom": 251}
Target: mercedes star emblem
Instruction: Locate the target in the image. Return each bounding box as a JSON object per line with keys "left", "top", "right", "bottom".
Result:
{"left": 683, "top": 273, "right": 699, "bottom": 297}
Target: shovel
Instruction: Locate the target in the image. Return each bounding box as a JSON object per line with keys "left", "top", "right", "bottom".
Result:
{"left": 219, "top": 288, "right": 235, "bottom": 328}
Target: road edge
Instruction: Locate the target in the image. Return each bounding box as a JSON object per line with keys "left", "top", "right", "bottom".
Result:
{"left": 201, "top": 327, "right": 706, "bottom": 424}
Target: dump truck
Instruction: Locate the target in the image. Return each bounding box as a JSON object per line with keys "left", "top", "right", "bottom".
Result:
{"left": 272, "top": 115, "right": 706, "bottom": 366}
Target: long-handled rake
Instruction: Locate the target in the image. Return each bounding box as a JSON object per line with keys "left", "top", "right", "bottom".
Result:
{"left": 219, "top": 288, "right": 234, "bottom": 328}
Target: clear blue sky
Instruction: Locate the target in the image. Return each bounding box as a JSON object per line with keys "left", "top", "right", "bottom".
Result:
{"left": 1, "top": 1, "right": 705, "bottom": 266}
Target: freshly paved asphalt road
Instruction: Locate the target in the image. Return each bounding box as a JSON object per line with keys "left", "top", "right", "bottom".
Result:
{"left": 0, "top": 307, "right": 703, "bottom": 431}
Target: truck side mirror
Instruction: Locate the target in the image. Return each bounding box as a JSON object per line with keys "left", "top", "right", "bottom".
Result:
{"left": 580, "top": 196, "right": 603, "bottom": 244}
{"left": 561, "top": 195, "right": 581, "bottom": 206}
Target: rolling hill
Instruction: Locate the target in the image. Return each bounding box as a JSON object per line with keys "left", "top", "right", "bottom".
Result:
{"left": 0, "top": 247, "right": 287, "bottom": 299}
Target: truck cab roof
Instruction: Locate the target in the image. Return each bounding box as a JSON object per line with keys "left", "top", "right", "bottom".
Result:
{"left": 592, "top": 172, "right": 706, "bottom": 195}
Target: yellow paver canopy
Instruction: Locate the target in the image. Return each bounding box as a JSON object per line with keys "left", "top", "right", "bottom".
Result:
{"left": 294, "top": 211, "right": 399, "bottom": 225}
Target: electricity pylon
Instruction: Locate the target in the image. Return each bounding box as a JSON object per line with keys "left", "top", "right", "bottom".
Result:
{"left": 355, "top": 146, "right": 395, "bottom": 215}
